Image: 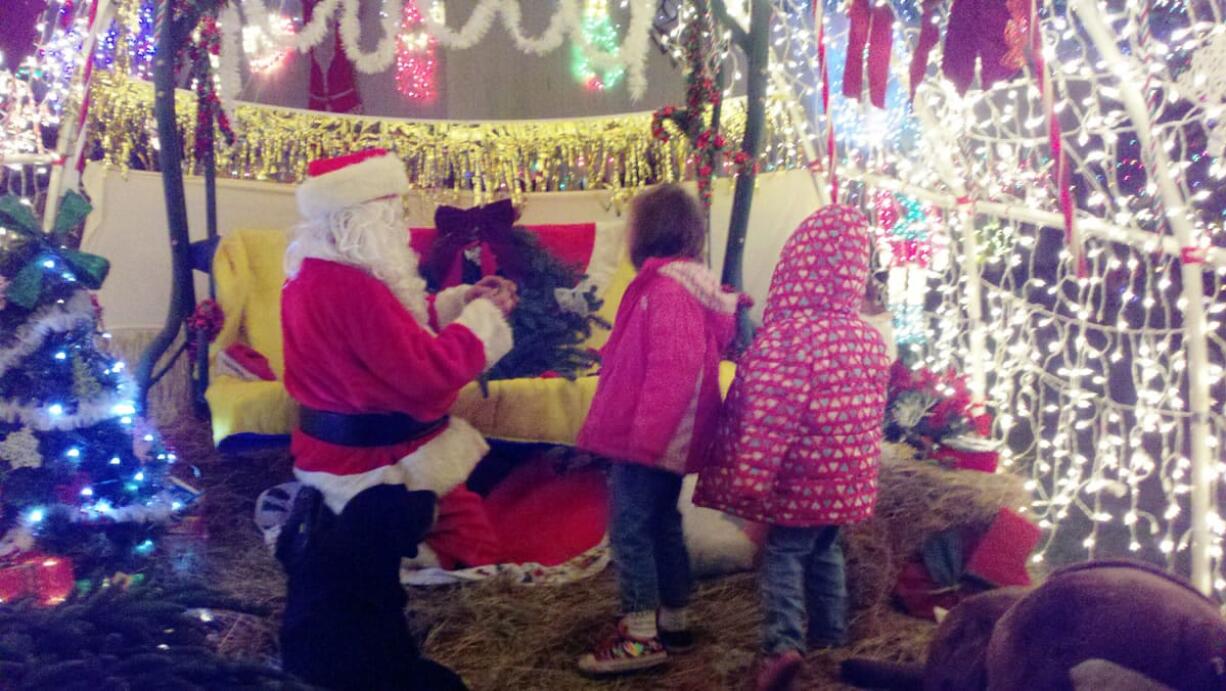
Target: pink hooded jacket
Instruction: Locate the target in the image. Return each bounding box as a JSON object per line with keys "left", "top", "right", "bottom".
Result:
{"left": 695, "top": 205, "right": 891, "bottom": 526}
{"left": 577, "top": 257, "right": 739, "bottom": 475}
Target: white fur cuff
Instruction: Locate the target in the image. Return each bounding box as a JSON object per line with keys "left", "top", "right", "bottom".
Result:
{"left": 454, "top": 298, "right": 514, "bottom": 370}
{"left": 433, "top": 285, "right": 470, "bottom": 328}
{"left": 400, "top": 418, "right": 489, "bottom": 496}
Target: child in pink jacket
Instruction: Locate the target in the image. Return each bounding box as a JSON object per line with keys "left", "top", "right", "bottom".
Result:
{"left": 576, "top": 184, "right": 742, "bottom": 675}
{"left": 696, "top": 205, "right": 891, "bottom": 691}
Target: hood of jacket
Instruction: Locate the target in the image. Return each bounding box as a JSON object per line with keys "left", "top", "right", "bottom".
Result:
{"left": 763, "top": 204, "right": 872, "bottom": 323}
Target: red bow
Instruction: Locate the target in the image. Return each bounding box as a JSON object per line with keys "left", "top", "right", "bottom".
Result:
{"left": 425, "top": 199, "right": 525, "bottom": 289}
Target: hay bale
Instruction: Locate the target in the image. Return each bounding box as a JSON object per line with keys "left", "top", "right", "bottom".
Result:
{"left": 842, "top": 443, "right": 1029, "bottom": 617}
{"left": 107, "top": 327, "right": 195, "bottom": 427}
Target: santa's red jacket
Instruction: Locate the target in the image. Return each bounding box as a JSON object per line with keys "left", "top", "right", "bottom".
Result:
{"left": 282, "top": 258, "right": 513, "bottom": 568}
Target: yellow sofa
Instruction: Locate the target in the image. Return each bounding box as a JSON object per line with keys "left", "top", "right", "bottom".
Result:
{"left": 206, "top": 228, "right": 736, "bottom": 451}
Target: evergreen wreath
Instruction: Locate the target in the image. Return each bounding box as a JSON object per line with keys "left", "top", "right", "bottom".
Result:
{"left": 480, "top": 229, "right": 609, "bottom": 386}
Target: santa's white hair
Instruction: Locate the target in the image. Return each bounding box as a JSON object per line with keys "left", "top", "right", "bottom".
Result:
{"left": 284, "top": 196, "right": 431, "bottom": 326}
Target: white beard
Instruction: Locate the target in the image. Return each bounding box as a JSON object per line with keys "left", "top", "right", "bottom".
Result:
{"left": 285, "top": 197, "right": 432, "bottom": 329}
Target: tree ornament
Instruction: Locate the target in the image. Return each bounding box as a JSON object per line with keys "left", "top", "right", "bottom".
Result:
{"left": 71, "top": 357, "right": 103, "bottom": 401}
{"left": 0, "top": 428, "right": 42, "bottom": 470}
{"left": 396, "top": 0, "right": 440, "bottom": 102}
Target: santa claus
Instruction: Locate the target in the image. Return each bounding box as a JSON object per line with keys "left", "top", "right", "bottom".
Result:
{"left": 281, "top": 148, "right": 516, "bottom": 569}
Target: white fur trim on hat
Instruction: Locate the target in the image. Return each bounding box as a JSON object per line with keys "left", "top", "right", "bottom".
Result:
{"left": 296, "top": 153, "right": 410, "bottom": 219}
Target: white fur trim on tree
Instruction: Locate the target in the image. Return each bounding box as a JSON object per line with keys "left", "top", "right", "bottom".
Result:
{"left": 294, "top": 417, "right": 489, "bottom": 514}
{"left": 0, "top": 291, "right": 95, "bottom": 379}
{"left": 217, "top": 5, "right": 242, "bottom": 126}
{"left": 296, "top": 154, "right": 410, "bottom": 219}
{"left": 453, "top": 298, "right": 514, "bottom": 370}
{"left": 399, "top": 417, "right": 489, "bottom": 496}
{"left": 0, "top": 383, "right": 137, "bottom": 432}
{"left": 432, "top": 285, "right": 470, "bottom": 328}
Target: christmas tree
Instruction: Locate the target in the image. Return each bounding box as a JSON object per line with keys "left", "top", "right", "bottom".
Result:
{"left": 0, "top": 578, "right": 310, "bottom": 687}
{"left": 0, "top": 192, "right": 194, "bottom": 577}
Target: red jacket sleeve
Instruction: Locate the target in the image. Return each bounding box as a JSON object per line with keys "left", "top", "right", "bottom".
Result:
{"left": 628, "top": 280, "right": 707, "bottom": 461}
{"left": 347, "top": 279, "right": 489, "bottom": 416}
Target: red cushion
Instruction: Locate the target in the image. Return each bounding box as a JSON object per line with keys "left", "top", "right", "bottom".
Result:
{"left": 482, "top": 456, "right": 607, "bottom": 567}
{"left": 409, "top": 223, "right": 597, "bottom": 273}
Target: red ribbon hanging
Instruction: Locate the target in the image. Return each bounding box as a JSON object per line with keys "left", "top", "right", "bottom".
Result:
{"left": 843, "top": 0, "right": 895, "bottom": 109}
{"left": 1025, "top": 0, "right": 1084, "bottom": 277}
{"left": 816, "top": 2, "right": 838, "bottom": 203}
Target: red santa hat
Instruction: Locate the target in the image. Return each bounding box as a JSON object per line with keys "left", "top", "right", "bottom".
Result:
{"left": 296, "top": 148, "right": 410, "bottom": 219}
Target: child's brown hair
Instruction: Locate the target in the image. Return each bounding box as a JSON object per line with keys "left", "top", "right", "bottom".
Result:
{"left": 627, "top": 184, "right": 706, "bottom": 269}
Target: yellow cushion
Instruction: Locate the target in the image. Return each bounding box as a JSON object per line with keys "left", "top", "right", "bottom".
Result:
{"left": 452, "top": 376, "right": 600, "bottom": 446}
{"left": 206, "top": 229, "right": 676, "bottom": 447}
{"left": 582, "top": 258, "right": 637, "bottom": 354}
{"left": 205, "top": 376, "right": 297, "bottom": 444}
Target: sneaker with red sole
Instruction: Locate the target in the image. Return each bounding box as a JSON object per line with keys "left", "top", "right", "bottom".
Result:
{"left": 755, "top": 650, "right": 804, "bottom": 691}
{"left": 577, "top": 623, "right": 668, "bottom": 675}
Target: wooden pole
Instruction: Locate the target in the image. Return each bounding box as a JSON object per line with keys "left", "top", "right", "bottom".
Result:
{"left": 716, "top": 0, "right": 770, "bottom": 346}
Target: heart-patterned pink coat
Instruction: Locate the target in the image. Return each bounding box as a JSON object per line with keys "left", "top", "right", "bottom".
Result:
{"left": 695, "top": 205, "right": 891, "bottom": 526}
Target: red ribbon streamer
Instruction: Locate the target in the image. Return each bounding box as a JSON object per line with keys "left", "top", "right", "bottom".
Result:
{"left": 816, "top": 3, "right": 838, "bottom": 203}
{"left": 844, "top": 0, "right": 895, "bottom": 109}
{"left": 1027, "top": 0, "right": 1085, "bottom": 277}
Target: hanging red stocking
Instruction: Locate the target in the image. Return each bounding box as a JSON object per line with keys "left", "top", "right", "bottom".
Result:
{"left": 843, "top": 0, "right": 895, "bottom": 109}
{"left": 304, "top": 0, "right": 362, "bottom": 113}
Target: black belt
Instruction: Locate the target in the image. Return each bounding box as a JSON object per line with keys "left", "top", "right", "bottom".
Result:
{"left": 298, "top": 407, "right": 447, "bottom": 447}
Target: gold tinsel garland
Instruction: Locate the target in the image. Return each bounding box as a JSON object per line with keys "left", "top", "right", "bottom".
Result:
{"left": 84, "top": 74, "right": 807, "bottom": 204}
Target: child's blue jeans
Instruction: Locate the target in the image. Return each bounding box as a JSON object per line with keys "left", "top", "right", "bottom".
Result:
{"left": 608, "top": 462, "right": 691, "bottom": 615}
{"left": 760, "top": 525, "right": 848, "bottom": 654}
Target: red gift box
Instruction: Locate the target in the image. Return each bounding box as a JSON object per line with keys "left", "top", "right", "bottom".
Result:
{"left": 0, "top": 553, "right": 75, "bottom": 605}
{"left": 931, "top": 436, "right": 1000, "bottom": 473}
{"left": 965, "top": 508, "right": 1041, "bottom": 587}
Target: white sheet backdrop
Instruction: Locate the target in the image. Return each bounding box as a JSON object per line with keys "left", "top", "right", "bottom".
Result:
{"left": 80, "top": 163, "right": 823, "bottom": 329}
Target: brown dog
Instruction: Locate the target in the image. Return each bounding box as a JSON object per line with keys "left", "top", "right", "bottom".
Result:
{"left": 842, "top": 560, "right": 1226, "bottom": 690}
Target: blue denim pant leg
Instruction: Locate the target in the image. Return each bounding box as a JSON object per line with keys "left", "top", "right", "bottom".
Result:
{"left": 761, "top": 526, "right": 819, "bottom": 655}
{"left": 609, "top": 463, "right": 689, "bottom": 614}
{"left": 805, "top": 526, "right": 848, "bottom": 646}
{"left": 650, "top": 472, "right": 690, "bottom": 610}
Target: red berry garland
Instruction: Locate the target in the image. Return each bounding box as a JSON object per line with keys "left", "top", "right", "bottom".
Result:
{"left": 649, "top": 8, "right": 754, "bottom": 207}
